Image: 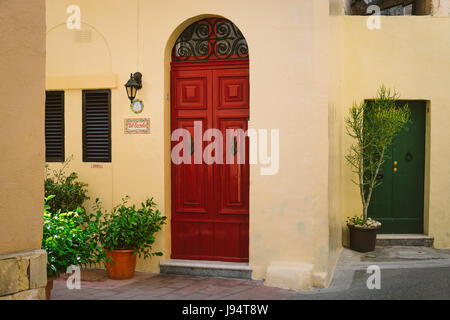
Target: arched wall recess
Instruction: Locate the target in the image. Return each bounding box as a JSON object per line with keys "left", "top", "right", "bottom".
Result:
{"left": 46, "top": 22, "right": 113, "bottom": 77}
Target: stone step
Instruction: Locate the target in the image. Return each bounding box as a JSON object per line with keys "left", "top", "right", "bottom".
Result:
{"left": 376, "top": 234, "right": 434, "bottom": 247}
{"left": 160, "top": 259, "right": 252, "bottom": 279}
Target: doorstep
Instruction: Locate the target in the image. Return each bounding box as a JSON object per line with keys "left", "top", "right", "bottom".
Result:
{"left": 160, "top": 259, "right": 252, "bottom": 279}
{"left": 376, "top": 234, "right": 434, "bottom": 247}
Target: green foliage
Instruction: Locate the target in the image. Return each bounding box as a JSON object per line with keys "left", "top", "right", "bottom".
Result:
{"left": 93, "top": 196, "right": 167, "bottom": 259}
{"left": 45, "top": 156, "right": 89, "bottom": 214}
{"left": 345, "top": 85, "right": 411, "bottom": 220}
{"left": 42, "top": 196, "right": 107, "bottom": 278}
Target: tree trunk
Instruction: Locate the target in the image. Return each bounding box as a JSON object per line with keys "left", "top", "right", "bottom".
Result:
{"left": 364, "top": 148, "right": 386, "bottom": 221}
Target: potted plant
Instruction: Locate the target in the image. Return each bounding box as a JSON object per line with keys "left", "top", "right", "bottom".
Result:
{"left": 42, "top": 196, "right": 107, "bottom": 299}
{"left": 95, "top": 196, "right": 167, "bottom": 279}
{"left": 345, "top": 86, "right": 410, "bottom": 252}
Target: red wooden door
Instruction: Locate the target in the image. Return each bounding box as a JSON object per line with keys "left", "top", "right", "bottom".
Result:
{"left": 171, "top": 60, "right": 249, "bottom": 262}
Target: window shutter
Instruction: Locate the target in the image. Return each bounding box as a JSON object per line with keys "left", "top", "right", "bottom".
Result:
{"left": 82, "top": 90, "right": 111, "bottom": 162}
{"left": 45, "top": 91, "right": 65, "bottom": 162}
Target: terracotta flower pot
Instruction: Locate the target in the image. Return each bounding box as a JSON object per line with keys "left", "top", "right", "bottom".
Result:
{"left": 105, "top": 249, "right": 137, "bottom": 280}
{"left": 45, "top": 276, "right": 58, "bottom": 300}
{"left": 348, "top": 224, "right": 379, "bottom": 253}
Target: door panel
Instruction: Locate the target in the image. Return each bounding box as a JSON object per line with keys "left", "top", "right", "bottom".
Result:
{"left": 174, "top": 71, "right": 210, "bottom": 110}
{"left": 368, "top": 101, "right": 426, "bottom": 234}
{"left": 173, "top": 118, "right": 209, "bottom": 215}
{"left": 171, "top": 61, "right": 249, "bottom": 262}
{"left": 214, "top": 69, "right": 249, "bottom": 110}
{"left": 215, "top": 118, "right": 249, "bottom": 216}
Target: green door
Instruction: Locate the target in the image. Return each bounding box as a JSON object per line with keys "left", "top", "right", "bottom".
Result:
{"left": 368, "top": 100, "right": 426, "bottom": 234}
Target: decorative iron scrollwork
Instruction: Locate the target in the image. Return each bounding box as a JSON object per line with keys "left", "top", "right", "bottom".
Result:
{"left": 172, "top": 18, "right": 249, "bottom": 61}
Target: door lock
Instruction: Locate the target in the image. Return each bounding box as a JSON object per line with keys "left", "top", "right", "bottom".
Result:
{"left": 406, "top": 152, "right": 413, "bottom": 162}
{"left": 231, "top": 137, "right": 238, "bottom": 156}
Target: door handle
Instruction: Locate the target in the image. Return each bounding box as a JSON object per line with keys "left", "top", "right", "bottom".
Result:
{"left": 405, "top": 152, "right": 413, "bottom": 162}
{"left": 231, "top": 137, "right": 238, "bottom": 156}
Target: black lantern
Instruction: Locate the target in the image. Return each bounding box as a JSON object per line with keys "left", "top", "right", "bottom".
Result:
{"left": 124, "top": 72, "right": 142, "bottom": 102}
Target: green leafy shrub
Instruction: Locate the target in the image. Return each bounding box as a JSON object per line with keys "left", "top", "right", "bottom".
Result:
{"left": 42, "top": 196, "right": 107, "bottom": 278}
{"left": 345, "top": 85, "right": 410, "bottom": 224}
{"left": 45, "top": 156, "right": 89, "bottom": 214}
{"left": 94, "top": 196, "right": 167, "bottom": 259}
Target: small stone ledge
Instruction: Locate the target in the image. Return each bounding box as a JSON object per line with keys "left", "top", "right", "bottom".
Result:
{"left": 312, "top": 272, "right": 328, "bottom": 288}
{"left": 160, "top": 259, "right": 252, "bottom": 279}
{"left": 265, "top": 261, "right": 314, "bottom": 291}
{"left": 0, "top": 249, "right": 47, "bottom": 299}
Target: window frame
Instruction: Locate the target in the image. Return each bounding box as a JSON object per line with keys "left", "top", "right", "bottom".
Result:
{"left": 82, "top": 89, "right": 112, "bottom": 163}
{"left": 45, "top": 90, "right": 65, "bottom": 163}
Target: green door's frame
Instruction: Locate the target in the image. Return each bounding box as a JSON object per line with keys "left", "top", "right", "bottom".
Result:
{"left": 366, "top": 100, "right": 429, "bottom": 234}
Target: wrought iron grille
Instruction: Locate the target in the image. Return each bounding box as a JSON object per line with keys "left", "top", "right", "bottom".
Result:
{"left": 172, "top": 18, "right": 249, "bottom": 62}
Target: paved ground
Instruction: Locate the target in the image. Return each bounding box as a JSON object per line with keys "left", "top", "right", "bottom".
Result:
{"left": 290, "top": 246, "right": 450, "bottom": 300}
{"left": 52, "top": 246, "right": 450, "bottom": 300}
{"left": 52, "top": 271, "right": 296, "bottom": 300}
{"left": 290, "top": 266, "right": 450, "bottom": 300}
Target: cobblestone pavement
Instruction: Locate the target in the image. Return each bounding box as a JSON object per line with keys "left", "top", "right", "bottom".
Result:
{"left": 52, "top": 269, "right": 297, "bottom": 300}
{"left": 52, "top": 247, "right": 450, "bottom": 300}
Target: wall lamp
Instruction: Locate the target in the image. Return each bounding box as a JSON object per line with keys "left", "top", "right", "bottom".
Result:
{"left": 124, "top": 72, "right": 142, "bottom": 102}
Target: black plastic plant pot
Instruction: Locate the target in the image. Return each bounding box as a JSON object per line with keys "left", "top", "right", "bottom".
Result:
{"left": 348, "top": 224, "right": 379, "bottom": 253}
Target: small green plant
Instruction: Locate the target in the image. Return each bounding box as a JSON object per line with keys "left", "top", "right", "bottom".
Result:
{"left": 45, "top": 156, "right": 89, "bottom": 214}
{"left": 95, "top": 196, "right": 167, "bottom": 259}
{"left": 42, "top": 196, "right": 107, "bottom": 278}
{"left": 345, "top": 85, "right": 410, "bottom": 225}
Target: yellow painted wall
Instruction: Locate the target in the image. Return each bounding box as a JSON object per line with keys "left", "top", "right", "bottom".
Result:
{"left": 45, "top": 0, "right": 339, "bottom": 287}
{"left": 339, "top": 16, "right": 450, "bottom": 249}
{"left": 44, "top": 1, "right": 450, "bottom": 291}
{"left": 328, "top": 7, "right": 345, "bottom": 279}
{"left": 0, "top": 0, "right": 46, "bottom": 254}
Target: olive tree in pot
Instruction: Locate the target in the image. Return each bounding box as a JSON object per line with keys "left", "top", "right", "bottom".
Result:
{"left": 94, "top": 196, "right": 167, "bottom": 280}
{"left": 345, "top": 86, "right": 410, "bottom": 252}
{"left": 42, "top": 196, "right": 107, "bottom": 299}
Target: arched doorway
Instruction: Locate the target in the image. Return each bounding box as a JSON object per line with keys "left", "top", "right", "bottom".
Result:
{"left": 170, "top": 17, "right": 249, "bottom": 262}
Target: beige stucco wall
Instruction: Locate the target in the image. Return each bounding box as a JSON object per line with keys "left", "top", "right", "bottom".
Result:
{"left": 338, "top": 16, "right": 450, "bottom": 248}
{"left": 45, "top": 0, "right": 339, "bottom": 287}
{"left": 0, "top": 0, "right": 46, "bottom": 255}
{"left": 44, "top": 1, "right": 450, "bottom": 292}
{"left": 328, "top": 7, "right": 345, "bottom": 280}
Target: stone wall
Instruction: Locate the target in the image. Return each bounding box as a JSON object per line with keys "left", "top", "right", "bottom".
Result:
{"left": 0, "top": 250, "right": 47, "bottom": 300}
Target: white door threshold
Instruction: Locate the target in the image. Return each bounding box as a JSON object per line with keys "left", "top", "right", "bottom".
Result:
{"left": 376, "top": 234, "right": 434, "bottom": 247}
{"left": 160, "top": 259, "right": 252, "bottom": 279}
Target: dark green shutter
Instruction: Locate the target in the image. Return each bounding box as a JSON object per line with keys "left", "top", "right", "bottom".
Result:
{"left": 82, "top": 90, "right": 111, "bottom": 162}
{"left": 45, "top": 91, "right": 65, "bottom": 162}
